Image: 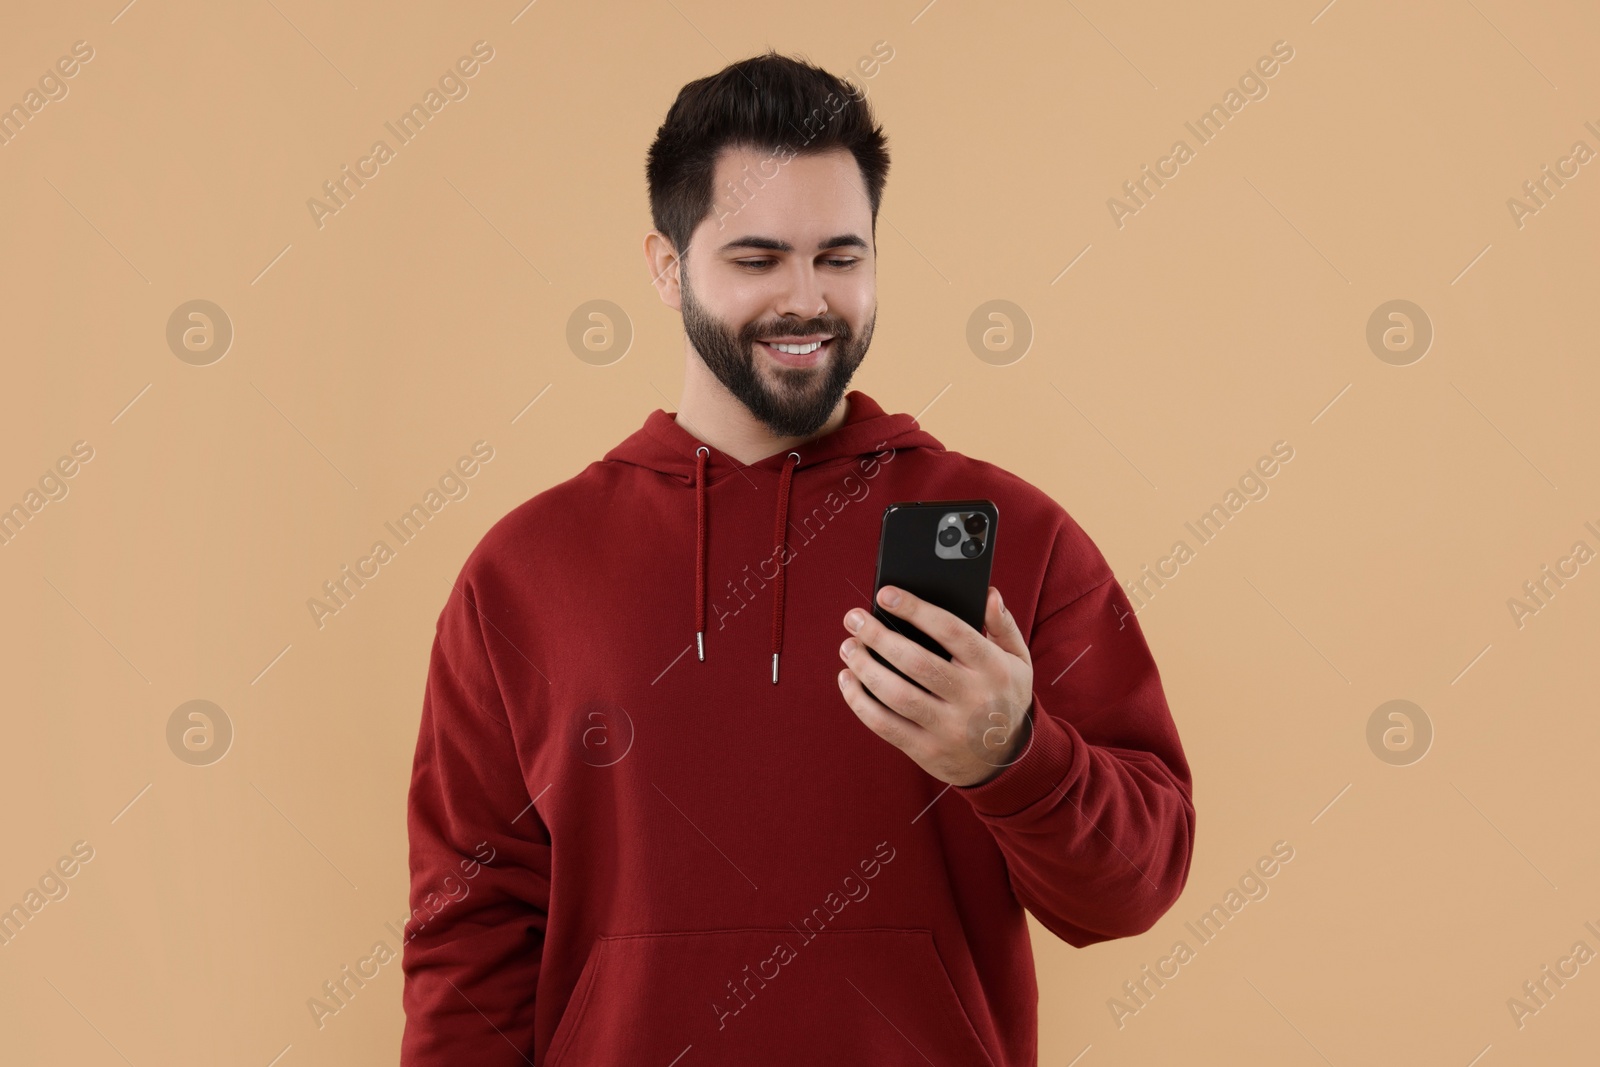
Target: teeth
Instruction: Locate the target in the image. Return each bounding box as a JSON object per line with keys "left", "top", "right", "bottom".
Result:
{"left": 767, "top": 340, "right": 824, "bottom": 355}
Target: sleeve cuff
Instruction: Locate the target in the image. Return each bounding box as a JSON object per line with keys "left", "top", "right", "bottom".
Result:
{"left": 954, "top": 691, "right": 1085, "bottom": 818}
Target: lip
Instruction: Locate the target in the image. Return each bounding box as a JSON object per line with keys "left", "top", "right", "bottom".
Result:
{"left": 758, "top": 337, "right": 832, "bottom": 368}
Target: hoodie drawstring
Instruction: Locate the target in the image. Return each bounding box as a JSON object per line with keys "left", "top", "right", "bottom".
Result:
{"left": 694, "top": 446, "right": 709, "bottom": 663}
{"left": 770, "top": 451, "right": 800, "bottom": 684}
{"left": 693, "top": 447, "right": 801, "bottom": 686}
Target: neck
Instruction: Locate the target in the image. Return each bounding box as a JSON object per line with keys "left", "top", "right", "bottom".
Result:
{"left": 674, "top": 345, "right": 850, "bottom": 466}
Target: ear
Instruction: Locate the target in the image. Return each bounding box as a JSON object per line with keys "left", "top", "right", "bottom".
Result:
{"left": 643, "top": 231, "right": 684, "bottom": 312}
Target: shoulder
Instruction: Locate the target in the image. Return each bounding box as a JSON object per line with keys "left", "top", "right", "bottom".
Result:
{"left": 905, "top": 446, "right": 1078, "bottom": 536}
{"left": 913, "top": 447, "right": 1115, "bottom": 597}
{"left": 451, "top": 459, "right": 633, "bottom": 597}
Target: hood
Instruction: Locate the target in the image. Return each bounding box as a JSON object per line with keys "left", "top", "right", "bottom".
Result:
{"left": 602, "top": 389, "right": 944, "bottom": 684}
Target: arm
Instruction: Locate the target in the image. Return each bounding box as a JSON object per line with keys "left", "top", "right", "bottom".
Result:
{"left": 400, "top": 575, "right": 551, "bottom": 1064}
{"left": 954, "top": 520, "right": 1195, "bottom": 947}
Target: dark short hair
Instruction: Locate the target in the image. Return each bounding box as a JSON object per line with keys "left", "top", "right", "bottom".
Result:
{"left": 645, "top": 50, "right": 891, "bottom": 256}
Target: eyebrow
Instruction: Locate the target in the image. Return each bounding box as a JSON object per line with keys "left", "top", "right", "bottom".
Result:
{"left": 716, "top": 234, "right": 870, "bottom": 254}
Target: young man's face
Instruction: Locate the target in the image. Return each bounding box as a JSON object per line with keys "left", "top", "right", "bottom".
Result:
{"left": 670, "top": 145, "right": 877, "bottom": 438}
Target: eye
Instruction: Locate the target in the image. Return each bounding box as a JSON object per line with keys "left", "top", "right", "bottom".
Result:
{"left": 735, "top": 256, "right": 861, "bottom": 270}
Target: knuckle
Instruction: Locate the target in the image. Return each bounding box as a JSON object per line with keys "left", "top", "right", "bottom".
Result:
{"left": 883, "top": 722, "right": 912, "bottom": 749}
{"left": 921, "top": 652, "right": 957, "bottom": 694}
{"left": 861, "top": 659, "right": 893, "bottom": 696}
{"left": 900, "top": 690, "right": 932, "bottom": 724}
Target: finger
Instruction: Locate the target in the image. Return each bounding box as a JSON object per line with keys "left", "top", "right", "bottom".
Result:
{"left": 874, "top": 585, "right": 992, "bottom": 671}
{"left": 840, "top": 635, "right": 945, "bottom": 729}
{"left": 837, "top": 668, "right": 931, "bottom": 757}
{"left": 982, "top": 587, "right": 1030, "bottom": 665}
{"left": 845, "top": 605, "right": 964, "bottom": 703}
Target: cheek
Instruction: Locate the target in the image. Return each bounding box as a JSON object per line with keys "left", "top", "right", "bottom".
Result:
{"left": 720, "top": 278, "right": 781, "bottom": 321}
{"left": 691, "top": 284, "right": 760, "bottom": 334}
{"left": 833, "top": 279, "right": 876, "bottom": 328}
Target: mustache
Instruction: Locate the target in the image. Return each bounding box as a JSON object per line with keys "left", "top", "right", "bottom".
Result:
{"left": 742, "top": 318, "right": 851, "bottom": 344}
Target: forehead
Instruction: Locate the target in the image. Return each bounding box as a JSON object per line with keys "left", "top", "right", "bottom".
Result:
{"left": 700, "top": 145, "right": 872, "bottom": 246}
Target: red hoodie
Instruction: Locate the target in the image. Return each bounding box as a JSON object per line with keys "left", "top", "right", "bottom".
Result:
{"left": 400, "top": 390, "right": 1194, "bottom": 1066}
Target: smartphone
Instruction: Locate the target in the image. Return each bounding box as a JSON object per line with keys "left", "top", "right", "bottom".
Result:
{"left": 865, "top": 500, "right": 999, "bottom": 698}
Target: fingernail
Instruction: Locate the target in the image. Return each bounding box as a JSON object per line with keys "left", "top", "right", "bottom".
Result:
{"left": 847, "top": 610, "right": 866, "bottom": 632}
{"left": 840, "top": 638, "right": 855, "bottom": 659}
{"left": 879, "top": 587, "right": 900, "bottom": 608}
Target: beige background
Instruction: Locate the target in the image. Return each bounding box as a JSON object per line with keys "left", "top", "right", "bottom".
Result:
{"left": 2, "top": 0, "right": 1597, "bottom": 1063}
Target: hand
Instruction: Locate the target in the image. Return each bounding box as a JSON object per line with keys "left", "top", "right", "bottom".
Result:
{"left": 838, "top": 585, "right": 1035, "bottom": 787}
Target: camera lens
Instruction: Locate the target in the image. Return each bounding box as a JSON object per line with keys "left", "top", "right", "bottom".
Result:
{"left": 938, "top": 526, "right": 961, "bottom": 547}
{"left": 961, "top": 538, "right": 982, "bottom": 558}
{"left": 963, "top": 513, "right": 987, "bottom": 536}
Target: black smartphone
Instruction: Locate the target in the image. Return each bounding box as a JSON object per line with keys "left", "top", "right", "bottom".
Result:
{"left": 865, "top": 500, "right": 999, "bottom": 698}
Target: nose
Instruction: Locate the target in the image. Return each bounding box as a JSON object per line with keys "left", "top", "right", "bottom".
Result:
{"left": 775, "top": 259, "right": 828, "bottom": 322}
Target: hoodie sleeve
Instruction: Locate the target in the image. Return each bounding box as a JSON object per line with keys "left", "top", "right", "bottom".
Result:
{"left": 953, "top": 513, "right": 1195, "bottom": 948}
{"left": 400, "top": 576, "right": 552, "bottom": 1065}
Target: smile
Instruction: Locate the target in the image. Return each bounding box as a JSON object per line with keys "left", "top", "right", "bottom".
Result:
{"left": 757, "top": 337, "right": 832, "bottom": 367}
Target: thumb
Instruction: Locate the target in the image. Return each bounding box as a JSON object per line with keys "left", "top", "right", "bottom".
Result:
{"left": 984, "top": 587, "right": 1029, "bottom": 664}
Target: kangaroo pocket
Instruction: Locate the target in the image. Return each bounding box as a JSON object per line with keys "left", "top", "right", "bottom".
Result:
{"left": 544, "top": 927, "right": 996, "bottom": 1067}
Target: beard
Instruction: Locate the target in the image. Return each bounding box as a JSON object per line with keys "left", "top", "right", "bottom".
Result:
{"left": 681, "top": 268, "right": 874, "bottom": 439}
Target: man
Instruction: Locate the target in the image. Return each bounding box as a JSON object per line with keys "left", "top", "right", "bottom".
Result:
{"left": 401, "top": 51, "right": 1193, "bottom": 1066}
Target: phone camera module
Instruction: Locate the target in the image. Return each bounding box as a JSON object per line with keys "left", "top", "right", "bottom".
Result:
{"left": 935, "top": 509, "right": 991, "bottom": 560}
